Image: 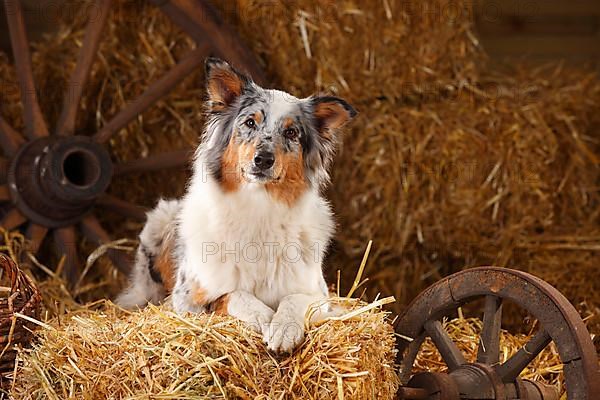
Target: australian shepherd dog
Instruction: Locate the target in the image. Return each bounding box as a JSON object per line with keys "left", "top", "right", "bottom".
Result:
{"left": 117, "top": 58, "right": 356, "bottom": 353}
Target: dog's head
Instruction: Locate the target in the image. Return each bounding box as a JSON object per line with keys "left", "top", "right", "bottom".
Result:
{"left": 200, "top": 58, "right": 356, "bottom": 205}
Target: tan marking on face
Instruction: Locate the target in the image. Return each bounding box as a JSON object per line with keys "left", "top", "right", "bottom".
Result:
{"left": 220, "top": 138, "right": 241, "bottom": 192}
{"left": 155, "top": 232, "right": 176, "bottom": 292}
{"left": 283, "top": 117, "right": 294, "bottom": 129}
{"left": 253, "top": 111, "right": 263, "bottom": 124}
{"left": 220, "top": 136, "right": 258, "bottom": 191}
{"left": 266, "top": 147, "right": 307, "bottom": 206}
{"left": 238, "top": 140, "right": 257, "bottom": 167}
{"left": 210, "top": 294, "right": 230, "bottom": 315}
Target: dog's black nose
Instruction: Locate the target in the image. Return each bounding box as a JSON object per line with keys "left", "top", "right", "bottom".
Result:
{"left": 253, "top": 152, "right": 275, "bottom": 170}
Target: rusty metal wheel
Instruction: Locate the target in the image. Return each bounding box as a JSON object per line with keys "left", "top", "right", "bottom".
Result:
{"left": 0, "top": 0, "right": 263, "bottom": 286}
{"left": 395, "top": 267, "right": 600, "bottom": 400}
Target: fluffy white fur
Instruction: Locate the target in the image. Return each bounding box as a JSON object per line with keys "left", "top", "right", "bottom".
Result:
{"left": 177, "top": 174, "right": 333, "bottom": 351}
{"left": 118, "top": 171, "right": 333, "bottom": 352}
{"left": 117, "top": 58, "right": 355, "bottom": 353}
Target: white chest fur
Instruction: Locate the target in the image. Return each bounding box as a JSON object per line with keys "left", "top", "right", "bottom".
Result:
{"left": 178, "top": 175, "right": 333, "bottom": 309}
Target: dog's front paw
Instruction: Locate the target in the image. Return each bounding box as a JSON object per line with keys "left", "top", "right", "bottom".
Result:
{"left": 263, "top": 309, "right": 305, "bottom": 353}
{"left": 239, "top": 302, "right": 275, "bottom": 334}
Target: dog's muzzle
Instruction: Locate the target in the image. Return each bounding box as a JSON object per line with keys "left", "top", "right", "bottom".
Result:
{"left": 253, "top": 151, "right": 275, "bottom": 171}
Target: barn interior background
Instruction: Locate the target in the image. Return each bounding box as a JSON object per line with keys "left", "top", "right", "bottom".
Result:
{"left": 0, "top": 0, "right": 598, "bottom": 398}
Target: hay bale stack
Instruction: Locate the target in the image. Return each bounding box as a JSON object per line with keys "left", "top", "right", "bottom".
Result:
{"left": 215, "top": 0, "right": 482, "bottom": 100}
{"left": 0, "top": 0, "right": 598, "bottom": 338}
{"left": 11, "top": 299, "right": 399, "bottom": 399}
{"left": 329, "top": 67, "right": 600, "bottom": 314}
{"left": 0, "top": 52, "right": 23, "bottom": 131}
{"left": 3, "top": 0, "right": 486, "bottom": 294}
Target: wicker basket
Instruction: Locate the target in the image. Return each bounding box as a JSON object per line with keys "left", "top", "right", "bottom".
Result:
{"left": 0, "top": 254, "right": 41, "bottom": 377}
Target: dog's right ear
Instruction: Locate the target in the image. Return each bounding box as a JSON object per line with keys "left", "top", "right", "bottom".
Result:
{"left": 205, "top": 58, "right": 249, "bottom": 112}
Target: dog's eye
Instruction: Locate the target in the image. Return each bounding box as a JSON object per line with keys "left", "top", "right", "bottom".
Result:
{"left": 245, "top": 118, "right": 256, "bottom": 129}
{"left": 283, "top": 127, "right": 299, "bottom": 140}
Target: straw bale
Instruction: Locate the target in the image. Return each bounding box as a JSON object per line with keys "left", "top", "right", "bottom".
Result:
{"left": 18, "top": 0, "right": 483, "bottom": 235}
{"left": 214, "top": 0, "right": 482, "bottom": 100}
{"left": 0, "top": 232, "right": 590, "bottom": 400}
{"left": 15, "top": 2, "right": 594, "bottom": 328}
{"left": 19, "top": 1, "right": 592, "bottom": 332}
{"left": 327, "top": 66, "right": 600, "bottom": 328}
{"left": 0, "top": 52, "right": 23, "bottom": 131}
{"left": 11, "top": 298, "right": 399, "bottom": 399}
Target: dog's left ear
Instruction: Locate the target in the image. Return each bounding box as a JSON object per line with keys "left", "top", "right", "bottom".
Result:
{"left": 311, "top": 96, "right": 357, "bottom": 137}
{"left": 205, "top": 57, "right": 250, "bottom": 112}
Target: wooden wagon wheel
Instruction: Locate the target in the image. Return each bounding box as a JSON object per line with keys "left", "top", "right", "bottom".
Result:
{"left": 395, "top": 267, "right": 600, "bottom": 400}
{"left": 0, "top": 0, "right": 264, "bottom": 286}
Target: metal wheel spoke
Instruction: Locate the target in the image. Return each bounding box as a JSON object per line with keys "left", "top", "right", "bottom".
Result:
{"left": 80, "top": 215, "right": 131, "bottom": 274}
{"left": 114, "top": 149, "right": 193, "bottom": 175}
{"left": 0, "top": 116, "right": 25, "bottom": 156}
{"left": 53, "top": 226, "right": 80, "bottom": 287}
{"left": 152, "top": 0, "right": 266, "bottom": 84}
{"left": 0, "top": 184, "right": 10, "bottom": 202}
{"left": 496, "top": 329, "right": 551, "bottom": 383}
{"left": 1, "top": 207, "right": 27, "bottom": 230}
{"left": 424, "top": 320, "right": 466, "bottom": 371}
{"left": 56, "top": 0, "right": 112, "bottom": 136}
{"left": 4, "top": 0, "right": 48, "bottom": 139}
{"left": 96, "top": 194, "right": 147, "bottom": 221}
{"left": 93, "top": 45, "right": 209, "bottom": 144}
{"left": 477, "top": 295, "right": 503, "bottom": 365}
{"left": 26, "top": 223, "right": 48, "bottom": 255}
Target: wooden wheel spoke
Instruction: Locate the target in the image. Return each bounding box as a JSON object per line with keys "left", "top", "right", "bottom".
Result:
{"left": 477, "top": 295, "right": 503, "bottom": 365}
{"left": 0, "top": 116, "right": 25, "bottom": 156}
{"left": 93, "top": 45, "right": 209, "bottom": 144}
{"left": 496, "top": 329, "right": 552, "bottom": 383}
{"left": 152, "top": 0, "right": 265, "bottom": 83}
{"left": 80, "top": 215, "right": 131, "bottom": 274}
{"left": 26, "top": 223, "right": 48, "bottom": 255}
{"left": 424, "top": 320, "right": 466, "bottom": 371}
{"left": 56, "top": 0, "right": 112, "bottom": 136}
{"left": 399, "top": 333, "right": 426, "bottom": 384}
{"left": 4, "top": 0, "right": 48, "bottom": 139}
{"left": 53, "top": 226, "right": 80, "bottom": 287}
{"left": 1, "top": 208, "right": 26, "bottom": 230}
{"left": 115, "top": 149, "right": 193, "bottom": 175}
{"left": 96, "top": 194, "right": 147, "bottom": 221}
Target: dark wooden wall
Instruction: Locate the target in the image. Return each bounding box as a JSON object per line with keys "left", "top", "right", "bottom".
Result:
{"left": 474, "top": 0, "right": 600, "bottom": 72}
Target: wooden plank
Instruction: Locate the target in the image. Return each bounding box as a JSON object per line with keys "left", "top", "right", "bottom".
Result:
{"left": 477, "top": 15, "right": 599, "bottom": 36}
{"left": 475, "top": 0, "right": 600, "bottom": 18}
{"left": 481, "top": 36, "right": 600, "bottom": 57}
{"left": 487, "top": 56, "right": 599, "bottom": 74}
